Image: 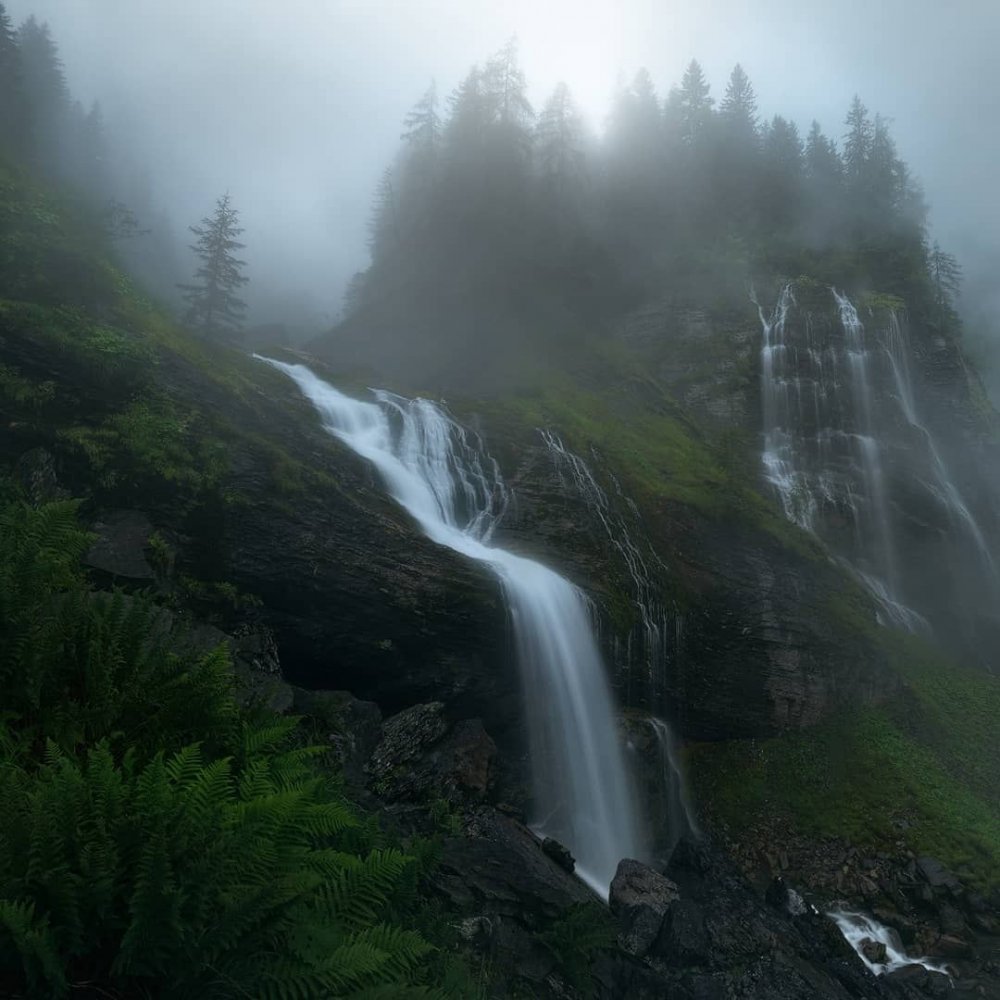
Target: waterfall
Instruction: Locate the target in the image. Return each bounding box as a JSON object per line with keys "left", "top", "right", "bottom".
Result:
{"left": 882, "top": 311, "right": 996, "bottom": 581}
{"left": 756, "top": 282, "right": 999, "bottom": 633}
{"left": 755, "top": 285, "right": 927, "bottom": 632}
{"left": 645, "top": 717, "right": 698, "bottom": 850}
{"left": 540, "top": 430, "right": 669, "bottom": 691}
{"left": 259, "top": 358, "right": 643, "bottom": 893}
{"left": 540, "top": 431, "right": 694, "bottom": 858}
{"left": 829, "top": 910, "right": 951, "bottom": 979}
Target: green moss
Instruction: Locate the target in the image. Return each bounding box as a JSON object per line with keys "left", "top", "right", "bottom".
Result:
{"left": 59, "top": 395, "right": 228, "bottom": 492}
{"left": 859, "top": 291, "right": 906, "bottom": 313}
{"left": 0, "top": 364, "right": 55, "bottom": 409}
{"left": 690, "top": 635, "right": 1000, "bottom": 889}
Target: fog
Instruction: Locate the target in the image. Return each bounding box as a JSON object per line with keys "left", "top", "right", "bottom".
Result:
{"left": 6, "top": 0, "right": 1000, "bottom": 360}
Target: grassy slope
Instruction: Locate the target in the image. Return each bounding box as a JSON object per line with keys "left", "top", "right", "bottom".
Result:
{"left": 688, "top": 623, "right": 1000, "bottom": 889}
{"left": 0, "top": 160, "right": 344, "bottom": 527}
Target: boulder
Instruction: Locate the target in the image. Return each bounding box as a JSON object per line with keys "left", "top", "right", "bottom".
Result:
{"left": 916, "top": 856, "right": 961, "bottom": 892}
{"left": 84, "top": 509, "right": 155, "bottom": 580}
{"left": 366, "top": 705, "right": 497, "bottom": 805}
{"left": 609, "top": 859, "right": 679, "bottom": 958}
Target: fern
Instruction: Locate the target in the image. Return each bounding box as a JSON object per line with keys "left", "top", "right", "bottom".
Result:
{"left": 0, "top": 488, "right": 461, "bottom": 998}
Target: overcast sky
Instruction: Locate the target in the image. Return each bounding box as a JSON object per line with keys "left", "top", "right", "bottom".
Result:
{"left": 7, "top": 0, "right": 1000, "bottom": 335}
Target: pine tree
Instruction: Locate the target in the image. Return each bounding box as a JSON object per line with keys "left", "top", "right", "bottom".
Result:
{"left": 535, "top": 82, "right": 586, "bottom": 191}
{"left": 719, "top": 63, "right": 758, "bottom": 142}
{"left": 928, "top": 241, "right": 961, "bottom": 325}
{"left": 0, "top": 1, "right": 25, "bottom": 153}
{"left": 804, "top": 121, "right": 842, "bottom": 182}
{"left": 179, "top": 194, "right": 249, "bottom": 341}
{"left": 842, "top": 95, "right": 872, "bottom": 183}
{"left": 759, "top": 115, "right": 803, "bottom": 232}
{"left": 16, "top": 16, "right": 68, "bottom": 170}
{"left": 865, "top": 113, "right": 902, "bottom": 218}
{"left": 482, "top": 37, "right": 533, "bottom": 132}
{"left": 676, "top": 59, "right": 714, "bottom": 145}
{"left": 368, "top": 166, "right": 400, "bottom": 258}
{"left": 606, "top": 69, "right": 661, "bottom": 169}
{"left": 401, "top": 81, "right": 440, "bottom": 154}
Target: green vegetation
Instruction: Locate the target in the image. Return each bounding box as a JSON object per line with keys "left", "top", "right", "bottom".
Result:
{"left": 0, "top": 491, "right": 470, "bottom": 998}
{"left": 537, "top": 903, "right": 615, "bottom": 996}
{"left": 468, "top": 372, "right": 821, "bottom": 562}
{"left": 689, "top": 633, "right": 1000, "bottom": 889}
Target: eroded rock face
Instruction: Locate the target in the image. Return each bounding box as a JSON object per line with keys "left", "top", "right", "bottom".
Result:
{"left": 491, "top": 425, "right": 898, "bottom": 741}
{"left": 366, "top": 703, "right": 498, "bottom": 805}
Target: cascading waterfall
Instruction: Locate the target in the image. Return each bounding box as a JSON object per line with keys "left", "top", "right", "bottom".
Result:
{"left": 259, "top": 358, "right": 643, "bottom": 893}
{"left": 833, "top": 291, "right": 900, "bottom": 596}
{"left": 540, "top": 430, "right": 694, "bottom": 856}
{"left": 645, "top": 717, "right": 698, "bottom": 848}
{"left": 829, "top": 910, "right": 951, "bottom": 979}
{"left": 882, "top": 311, "right": 997, "bottom": 582}
{"left": 540, "top": 430, "right": 669, "bottom": 689}
{"left": 755, "top": 285, "right": 928, "bottom": 632}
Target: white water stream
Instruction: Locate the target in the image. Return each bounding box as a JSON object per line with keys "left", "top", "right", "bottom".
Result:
{"left": 829, "top": 909, "right": 952, "bottom": 979}
{"left": 259, "top": 358, "right": 643, "bottom": 893}
{"left": 754, "top": 284, "right": 996, "bottom": 632}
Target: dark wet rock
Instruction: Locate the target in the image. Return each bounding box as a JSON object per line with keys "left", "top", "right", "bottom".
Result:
{"left": 84, "top": 509, "right": 155, "bottom": 580}
{"left": 368, "top": 702, "right": 448, "bottom": 777}
{"left": 874, "top": 907, "right": 918, "bottom": 947}
{"left": 656, "top": 898, "right": 711, "bottom": 966}
{"left": 446, "top": 719, "right": 498, "bottom": 797}
{"left": 13, "top": 447, "right": 66, "bottom": 505}
{"left": 430, "top": 807, "right": 593, "bottom": 919}
{"left": 932, "top": 933, "right": 974, "bottom": 959}
{"left": 231, "top": 624, "right": 292, "bottom": 711}
{"left": 884, "top": 964, "right": 953, "bottom": 996}
{"left": 917, "top": 857, "right": 961, "bottom": 892}
{"left": 609, "top": 859, "right": 679, "bottom": 958}
{"left": 861, "top": 936, "right": 889, "bottom": 965}
{"left": 541, "top": 837, "right": 575, "bottom": 874}
{"left": 766, "top": 876, "right": 811, "bottom": 917}
{"left": 292, "top": 688, "right": 382, "bottom": 788}
{"left": 937, "top": 901, "right": 968, "bottom": 937}
{"left": 366, "top": 705, "right": 497, "bottom": 805}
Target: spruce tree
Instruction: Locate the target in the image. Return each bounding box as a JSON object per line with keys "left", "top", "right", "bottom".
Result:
{"left": 928, "top": 241, "right": 961, "bottom": 325}
{"left": 842, "top": 95, "right": 872, "bottom": 183}
{"left": 16, "top": 16, "right": 68, "bottom": 169}
{"left": 719, "top": 63, "right": 758, "bottom": 141}
{"left": 401, "top": 81, "right": 440, "bottom": 154}
{"left": 0, "top": 1, "right": 25, "bottom": 154}
{"left": 535, "top": 82, "right": 586, "bottom": 190}
{"left": 677, "top": 59, "right": 714, "bottom": 145}
{"left": 179, "top": 193, "right": 249, "bottom": 341}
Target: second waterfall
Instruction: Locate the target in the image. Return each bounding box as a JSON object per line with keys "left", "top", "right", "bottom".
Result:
{"left": 260, "top": 359, "right": 644, "bottom": 893}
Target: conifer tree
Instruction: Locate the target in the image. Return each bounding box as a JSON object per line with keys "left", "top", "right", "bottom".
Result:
{"left": 676, "top": 59, "right": 714, "bottom": 145}
{"left": 719, "top": 63, "right": 758, "bottom": 142}
{"left": 179, "top": 193, "right": 249, "bottom": 341}
{"left": 535, "top": 82, "right": 586, "bottom": 191}
{"left": 401, "top": 81, "right": 440, "bottom": 155}
{"left": 0, "top": 2, "right": 25, "bottom": 153}
{"left": 928, "top": 241, "right": 961, "bottom": 325}
{"left": 16, "top": 16, "right": 68, "bottom": 169}
{"left": 842, "top": 95, "right": 873, "bottom": 183}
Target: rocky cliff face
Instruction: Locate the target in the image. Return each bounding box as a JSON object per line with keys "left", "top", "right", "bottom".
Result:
{"left": 482, "top": 409, "right": 899, "bottom": 742}
{"left": 0, "top": 324, "right": 516, "bottom": 736}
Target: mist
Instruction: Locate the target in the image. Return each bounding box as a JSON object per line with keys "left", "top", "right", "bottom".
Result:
{"left": 5, "top": 0, "right": 999, "bottom": 358}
